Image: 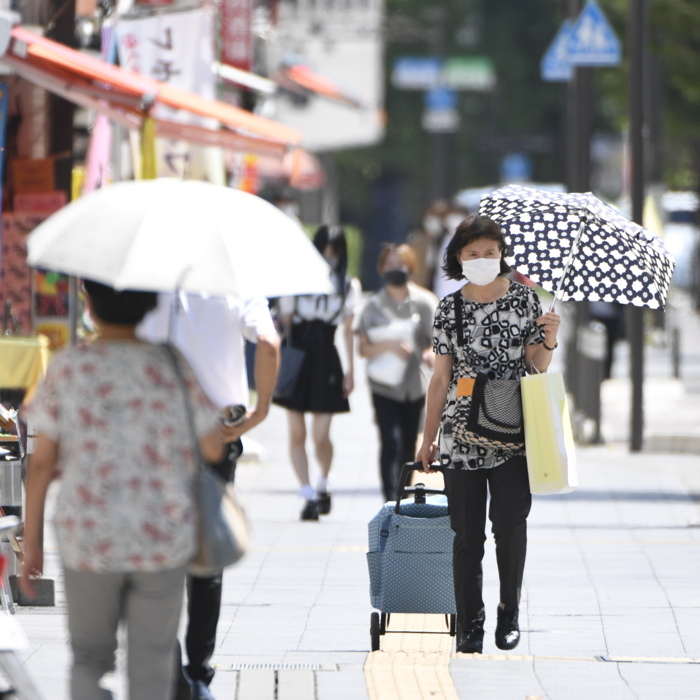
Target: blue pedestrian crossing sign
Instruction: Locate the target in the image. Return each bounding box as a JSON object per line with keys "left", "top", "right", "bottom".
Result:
{"left": 541, "top": 20, "right": 574, "bottom": 82}
{"left": 567, "top": 0, "right": 621, "bottom": 67}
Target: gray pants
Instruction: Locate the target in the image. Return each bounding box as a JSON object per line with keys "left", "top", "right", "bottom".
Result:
{"left": 64, "top": 564, "right": 187, "bottom": 700}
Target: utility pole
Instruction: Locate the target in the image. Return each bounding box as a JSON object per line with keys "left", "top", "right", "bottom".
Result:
{"left": 427, "top": 7, "right": 450, "bottom": 201}
{"left": 565, "top": 0, "right": 593, "bottom": 429}
{"left": 46, "top": 0, "right": 75, "bottom": 199}
{"left": 46, "top": 0, "right": 77, "bottom": 343}
{"left": 628, "top": 0, "right": 647, "bottom": 451}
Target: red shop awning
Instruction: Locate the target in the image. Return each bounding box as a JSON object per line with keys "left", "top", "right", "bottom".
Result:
{"left": 2, "top": 27, "right": 303, "bottom": 157}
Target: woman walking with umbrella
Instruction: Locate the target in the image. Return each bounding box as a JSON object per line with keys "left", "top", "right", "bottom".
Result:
{"left": 417, "top": 215, "right": 560, "bottom": 654}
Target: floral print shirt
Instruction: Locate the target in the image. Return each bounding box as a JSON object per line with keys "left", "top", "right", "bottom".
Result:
{"left": 433, "top": 283, "right": 544, "bottom": 470}
{"left": 26, "top": 342, "right": 219, "bottom": 573}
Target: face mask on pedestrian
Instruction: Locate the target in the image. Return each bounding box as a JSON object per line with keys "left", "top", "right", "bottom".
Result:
{"left": 445, "top": 214, "right": 464, "bottom": 234}
{"left": 383, "top": 269, "right": 409, "bottom": 287}
{"left": 422, "top": 216, "right": 443, "bottom": 238}
{"left": 461, "top": 257, "right": 502, "bottom": 286}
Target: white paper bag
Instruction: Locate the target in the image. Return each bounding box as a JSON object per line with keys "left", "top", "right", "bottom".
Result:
{"left": 365, "top": 319, "right": 415, "bottom": 387}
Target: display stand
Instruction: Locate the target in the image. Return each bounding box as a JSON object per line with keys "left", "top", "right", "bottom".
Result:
{"left": 0, "top": 516, "right": 43, "bottom": 698}
{"left": 0, "top": 338, "right": 54, "bottom": 608}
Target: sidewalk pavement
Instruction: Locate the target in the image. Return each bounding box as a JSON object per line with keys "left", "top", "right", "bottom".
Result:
{"left": 9, "top": 301, "right": 700, "bottom": 700}
{"left": 600, "top": 290, "right": 700, "bottom": 453}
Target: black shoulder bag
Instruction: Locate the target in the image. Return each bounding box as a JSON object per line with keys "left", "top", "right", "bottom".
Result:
{"left": 451, "top": 291, "right": 525, "bottom": 450}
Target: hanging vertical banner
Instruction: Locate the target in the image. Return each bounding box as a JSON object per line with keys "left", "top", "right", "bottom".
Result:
{"left": 220, "top": 0, "right": 253, "bottom": 72}
{"left": 0, "top": 82, "right": 9, "bottom": 195}
{"left": 82, "top": 24, "right": 116, "bottom": 195}
{"left": 140, "top": 116, "right": 157, "bottom": 180}
{"left": 83, "top": 115, "right": 112, "bottom": 192}
{"left": 116, "top": 8, "right": 225, "bottom": 183}
{"left": 0, "top": 192, "right": 67, "bottom": 337}
{"left": 0, "top": 81, "right": 9, "bottom": 282}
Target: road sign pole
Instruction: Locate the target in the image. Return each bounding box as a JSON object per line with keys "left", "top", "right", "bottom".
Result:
{"left": 565, "top": 0, "right": 591, "bottom": 420}
{"left": 429, "top": 8, "right": 449, "bottom": 200}
{"left": 628, "top": 0, "right": 647, "bottom": 452}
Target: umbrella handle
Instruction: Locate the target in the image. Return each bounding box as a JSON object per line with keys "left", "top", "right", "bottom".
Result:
{"left": 550, "top": 215, "right": 587, "bottom": 311}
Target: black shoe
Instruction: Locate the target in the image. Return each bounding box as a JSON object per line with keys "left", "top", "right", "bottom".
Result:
{"left": 316, "top": 491, "right": 332, "bottom": 515}
{"left": 456, "top": 620, "right": 484, "bottom": 654}
{"left": 495, "top": 606, "right": 520, "bottom": 650}
{"left": 191, "top": 680, "right": 215, "bottom": 700}
{"left": 300, "top": 500, "right": 319, "bottom": 521}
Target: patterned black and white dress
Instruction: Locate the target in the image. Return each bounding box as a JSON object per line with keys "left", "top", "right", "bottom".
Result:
{"left": 433, "top": 282, "right": 545, "bottom": 470}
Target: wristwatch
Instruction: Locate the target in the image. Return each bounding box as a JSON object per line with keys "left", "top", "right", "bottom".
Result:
{"left": 543, "top": 340, "right": 558, "bottom": 351}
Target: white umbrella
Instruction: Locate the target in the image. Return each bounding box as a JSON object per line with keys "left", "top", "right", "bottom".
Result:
{"left": 26, "top": 179, "right": 334, "bottom": 298}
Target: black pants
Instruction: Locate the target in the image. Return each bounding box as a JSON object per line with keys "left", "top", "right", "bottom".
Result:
{"left": 372, "top": 393, "right": 425, "bottom": 502}
{"left": 174, "top": 439, "right": 242, "bottom": 696}
{"left": 445, "top": 456, "right": 531, "bottom": 626}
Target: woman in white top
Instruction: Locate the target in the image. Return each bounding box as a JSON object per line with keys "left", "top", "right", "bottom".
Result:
{"left": 274, "top": 225, "right": 360, "bottom": 520}
{"left": 355, "top": 244, "right": 438, "bottom": 501}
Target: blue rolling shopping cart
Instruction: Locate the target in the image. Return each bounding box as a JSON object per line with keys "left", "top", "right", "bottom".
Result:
{"left": 366, "top": 463, "right": 456, "bottom": 651}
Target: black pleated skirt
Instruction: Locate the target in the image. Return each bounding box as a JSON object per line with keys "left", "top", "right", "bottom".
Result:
{"left": 273, "top": 320, "right": 350, "bottom": 414}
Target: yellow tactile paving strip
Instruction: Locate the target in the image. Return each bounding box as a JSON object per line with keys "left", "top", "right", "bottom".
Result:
{"left": 364, "top": 614, "right": 459, "bottom": 700}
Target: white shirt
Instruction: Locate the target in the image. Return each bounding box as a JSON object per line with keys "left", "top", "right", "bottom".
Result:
{"left": 138, "top": 294, "right": 277, "bottom": 409}
{"left": 278, "top": 277, "right": 361, "bottom": 324}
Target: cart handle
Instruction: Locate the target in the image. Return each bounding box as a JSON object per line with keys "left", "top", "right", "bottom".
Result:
{"left": 394, "top": 462, "right": 446, "bottom": 514}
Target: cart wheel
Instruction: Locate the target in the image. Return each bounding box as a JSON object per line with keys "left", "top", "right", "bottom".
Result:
{"left": 370, "top": 613, "right": 380, "bottom": 651}
{"left": 380, "top": 613, "right": 387, "bottom": 635}
{"left": 449, "top": 614, "right": 457, "bottom": 637}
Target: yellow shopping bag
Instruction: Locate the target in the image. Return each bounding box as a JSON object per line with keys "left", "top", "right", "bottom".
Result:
{"left": 521, "top": 372, "right": 578, "bottom": 495}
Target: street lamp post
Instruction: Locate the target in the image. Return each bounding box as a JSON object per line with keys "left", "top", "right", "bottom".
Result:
{"left": 565, "top": 0, "right": 594, "bottom": 433}
{"left": 628, "top": 0, "right": 647, "bottom": 452}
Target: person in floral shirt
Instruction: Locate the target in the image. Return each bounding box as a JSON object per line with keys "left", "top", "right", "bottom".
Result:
{"left": 20, "top": 280, "right": 227, "bottom": 700}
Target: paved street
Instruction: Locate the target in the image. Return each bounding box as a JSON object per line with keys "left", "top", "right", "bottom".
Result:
{"left": 8, "top": 298, "right": 700, "bottom": 699}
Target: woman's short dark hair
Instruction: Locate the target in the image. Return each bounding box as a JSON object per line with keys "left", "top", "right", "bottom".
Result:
{"left": 442, "top": 215, "right": 511, "bottom": 280}
{"left": 83, "top": 280, "right": 158, "bottom": 326}
{"left": 314, "top": 224, "right": 348, "bottom": 293}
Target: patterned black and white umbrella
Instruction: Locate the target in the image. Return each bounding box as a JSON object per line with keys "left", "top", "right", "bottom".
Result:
{"left": 479, "top": 185, "right": 676, "bottom": 309}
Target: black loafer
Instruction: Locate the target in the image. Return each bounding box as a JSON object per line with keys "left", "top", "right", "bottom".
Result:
{"left": 456, "top": 620, "right": 484, "bottom": 654}
{"left": 495, "top": 606, "right": 520, "bottom": 650}
{"left": 300, "top": 500, "right": 319, "bottom": 521}
{"left": 316, "top": 492, "right": 332, "bottom": 515}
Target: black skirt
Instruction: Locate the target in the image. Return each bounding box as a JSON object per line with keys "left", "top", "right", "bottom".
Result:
{"left": 273, "top": 320, "right": 350, "bottom": 414}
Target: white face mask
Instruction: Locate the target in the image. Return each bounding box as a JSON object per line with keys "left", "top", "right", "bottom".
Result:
{"left": 461, "top": 257, "right": 501, "bottom": 286}
{"left": 446, "top": 214, "right": 464, "bottom": 233}
{"left": 422, "top": 216, "right": 443, "bottom": 237}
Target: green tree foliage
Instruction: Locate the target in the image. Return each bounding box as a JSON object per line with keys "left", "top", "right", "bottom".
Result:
{"left": 338, "top": 0, "right": 700, "bottom": 228}
{"left": 590, "top": 0, "right": 700, "bottom": 190}
{"left": 337, "top": 0, "right": 565, "bottom": 227}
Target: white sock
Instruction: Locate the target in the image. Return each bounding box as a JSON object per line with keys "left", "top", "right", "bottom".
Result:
{"left": 300, "top": 484, "right": 316, "bottom": 501}
{"left": 316, "top": 476, "right": 329, "bottom": 494}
